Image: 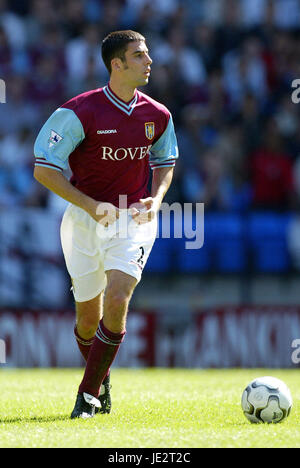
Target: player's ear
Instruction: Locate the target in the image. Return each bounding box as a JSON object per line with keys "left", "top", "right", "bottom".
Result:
{"left": 111, "top": 57, "right": 123, "bottom": 73}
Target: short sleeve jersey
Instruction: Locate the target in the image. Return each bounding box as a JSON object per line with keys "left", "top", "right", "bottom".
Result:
{"left": 34, "top": 84, "right": 179, "bottom": 207}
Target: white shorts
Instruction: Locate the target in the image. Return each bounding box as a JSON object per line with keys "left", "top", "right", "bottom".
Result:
{"left": 60, "top": 204, "right": 157, "bottom": 302}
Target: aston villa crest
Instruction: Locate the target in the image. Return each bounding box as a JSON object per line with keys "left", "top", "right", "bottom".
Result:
{"left": 145, "top": 122, "right": 155, "bottom": 140}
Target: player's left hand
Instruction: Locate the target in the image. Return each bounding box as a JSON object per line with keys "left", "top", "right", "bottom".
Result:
{"left": 130, "top": 197, "right": 159, "bottom": 225}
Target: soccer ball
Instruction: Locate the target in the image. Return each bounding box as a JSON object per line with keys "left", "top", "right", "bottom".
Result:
{"left": 241, "top": 376, "right": 292, "bottom": 424}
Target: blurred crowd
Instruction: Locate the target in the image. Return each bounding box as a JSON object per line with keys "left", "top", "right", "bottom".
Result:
{"left": 0, "top": 0, "right": 300, "bottom": 213}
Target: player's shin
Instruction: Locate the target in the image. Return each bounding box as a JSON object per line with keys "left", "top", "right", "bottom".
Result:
{"left": 78, "top": 318, "right": 125, "bottom": 398}
{"left": 74, "top": 325, "right": 111, "bottom": 396}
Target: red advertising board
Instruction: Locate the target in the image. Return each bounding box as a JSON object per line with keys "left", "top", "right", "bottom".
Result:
{"left": 0, "top": 307, "right": 300, "bottom": 368}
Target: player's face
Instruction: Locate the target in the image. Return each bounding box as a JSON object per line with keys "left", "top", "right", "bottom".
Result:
{"left": 122, "top": 41, "right": 152, "bottom": 87}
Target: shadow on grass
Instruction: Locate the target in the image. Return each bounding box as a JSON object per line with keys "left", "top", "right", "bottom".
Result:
{"left": 0, "top": 414, "right": 71, "bottom": 424}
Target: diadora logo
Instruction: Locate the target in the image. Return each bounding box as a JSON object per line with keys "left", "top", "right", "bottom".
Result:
{"left": 100, "top": 145, "right": 152, "bottom": 161}
{"left": 97, "top": 129, "right": 117, "bottom": 134}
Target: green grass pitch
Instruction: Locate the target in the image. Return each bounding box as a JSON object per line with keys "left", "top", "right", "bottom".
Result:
{"left": 0, "top": 368, "right": 299, "bottom": 448}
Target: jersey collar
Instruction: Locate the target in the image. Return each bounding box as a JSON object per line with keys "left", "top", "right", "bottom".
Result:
{"left": 103, "top": 84, "right": 138, "bottom": 116}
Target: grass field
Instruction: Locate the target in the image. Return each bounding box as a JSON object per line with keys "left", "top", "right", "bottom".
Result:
{"left": 0, "top": 368, "right": 299, "bottom": 448}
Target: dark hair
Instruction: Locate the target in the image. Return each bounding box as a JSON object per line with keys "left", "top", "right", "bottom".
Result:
{"left": 102, "top": 30, "right": 145, "bottom": 74}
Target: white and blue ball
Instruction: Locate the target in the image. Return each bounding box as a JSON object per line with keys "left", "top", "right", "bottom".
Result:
{"left": 241, "top": 376, "right": 292, "bottom": 424}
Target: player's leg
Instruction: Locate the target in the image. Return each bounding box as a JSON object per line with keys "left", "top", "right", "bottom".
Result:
{"left": 82, "top": 270, "right": 137, "bottom": 415}
{"left": 71, "top": 269, "right": 136, "bottom": 419}
{"left": 73, "top": 292, "right": 112, "bottom": 414}
{"left": 76, "top": 293, "right": 103, "bottom": 339}
{"left": 70, "top": 211, "right": 156, "bottom": 418}
{"left": 74, "top": 292, "right": 103, "bottom": 360}
{"left": 74, "top": 270, "right": 137, "bottom": 406}
{"left": 72, "top": 289, "right": 112, "bottom": 415}
{"left": 60, "top": 204, "right": 106, "bottom": 358}
{"left": 69, "top": 273, "right": 115, "bottom": 418}
{"left": 60, "top": 205, "right": 110, "bottom": 417}
{"left": 71, "top": 216, "right": 157, "bottom": 417}
{"left": 102, "top": 269, "right": 137, "bottom": 333}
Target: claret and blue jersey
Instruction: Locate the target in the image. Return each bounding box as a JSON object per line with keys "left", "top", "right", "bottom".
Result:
{"left": 34, "top": 84, "right": 179, "bottom": 207}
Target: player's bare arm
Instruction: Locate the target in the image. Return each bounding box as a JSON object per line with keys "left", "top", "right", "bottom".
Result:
{"left": 33, "top": 165, "right": 119, "bottom": 225}
{"left": 151, "top": 166, "right": 174, "bottom": 206}
{"left": 131, "top": 167, "right": 174, "bottom": 224}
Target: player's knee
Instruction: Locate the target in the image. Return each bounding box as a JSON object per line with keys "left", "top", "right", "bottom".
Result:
{"left": 104, "top": 286, "right": 133, "bottom": 312}
{"left": 105, "top": 290, "right": 130, "bottom": 310}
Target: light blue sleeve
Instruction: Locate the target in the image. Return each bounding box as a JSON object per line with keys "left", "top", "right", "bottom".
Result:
{"left": 149, "top": 115, "right": 179, "bottom": 170}
{"left": 34, "top": 107, "right": 85, "bottom": 171}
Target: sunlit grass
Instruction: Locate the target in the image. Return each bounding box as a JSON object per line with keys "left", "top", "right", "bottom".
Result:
{"left": 0, "top": 368, "right": 299, "bottom": 448}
